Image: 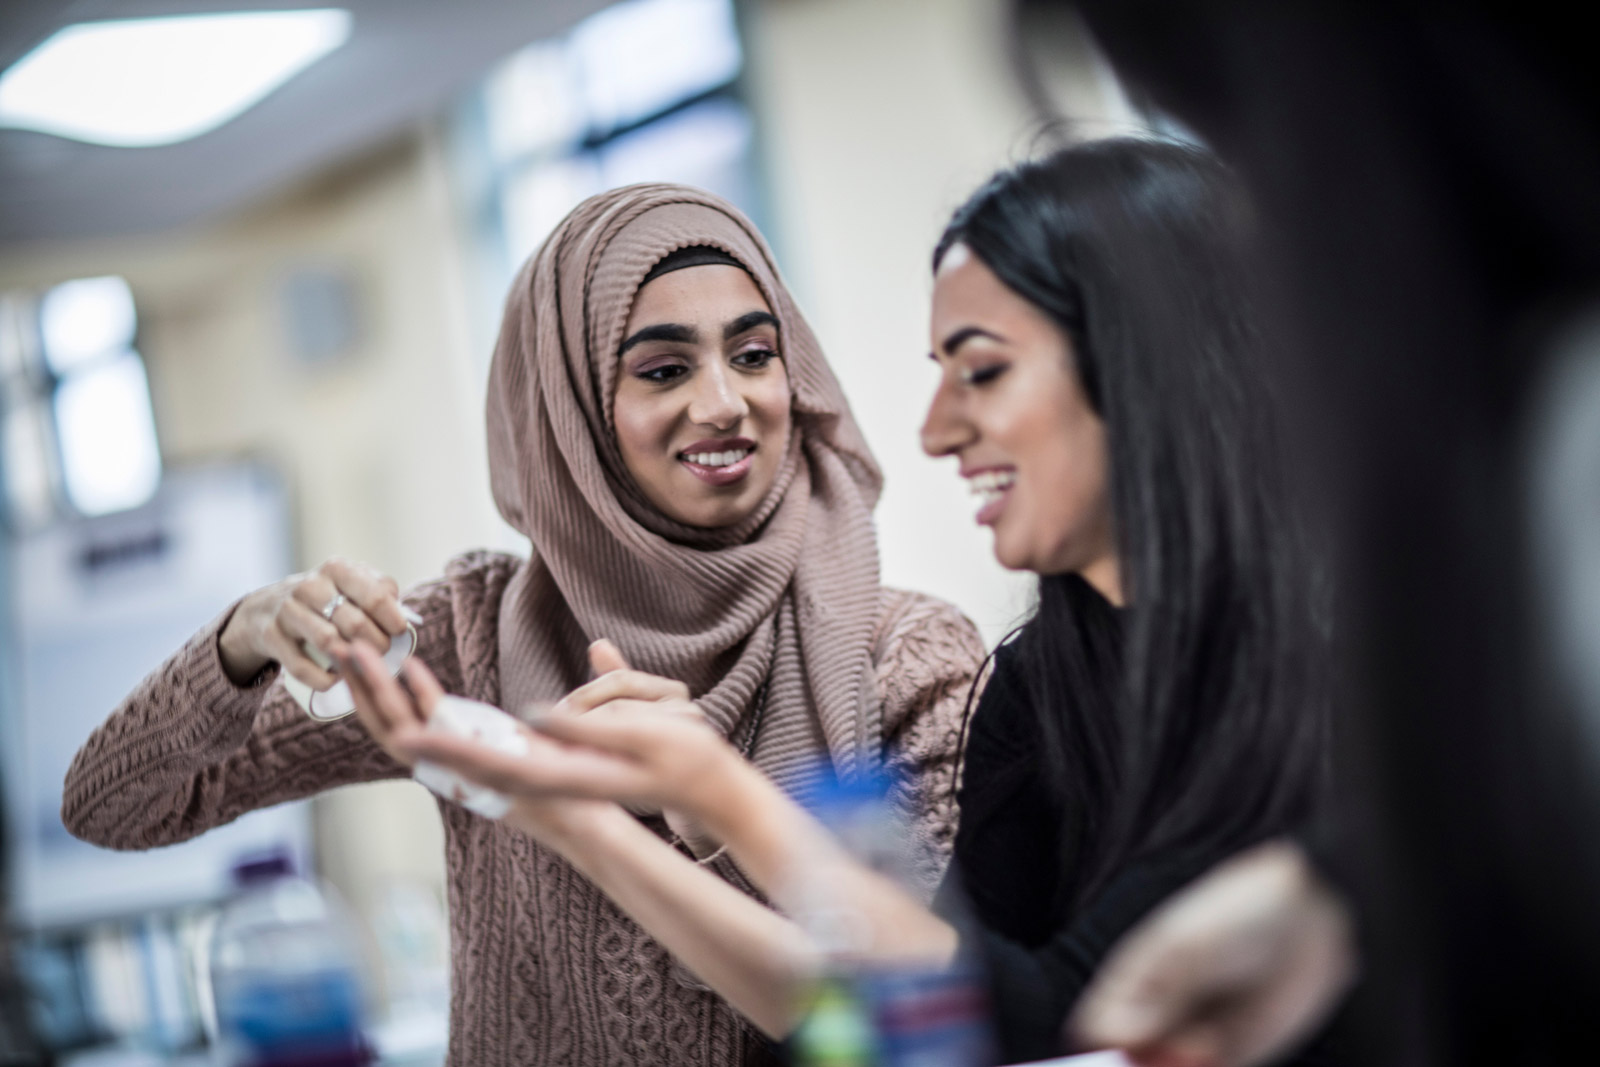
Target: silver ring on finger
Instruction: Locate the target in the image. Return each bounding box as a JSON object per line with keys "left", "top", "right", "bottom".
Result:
{"left": 320, "top": 592, "right": 347, "bottom": 621}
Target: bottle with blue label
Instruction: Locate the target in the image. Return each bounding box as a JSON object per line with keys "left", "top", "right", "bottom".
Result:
{"left": 787, "top": 771, "right": 995, "bottom": 1067}
{"left": 209, "top": 852, "right": 371, "bottom": 1067}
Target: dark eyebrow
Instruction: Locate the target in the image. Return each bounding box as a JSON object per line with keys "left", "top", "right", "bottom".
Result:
{"left": 939, "top": 325, "right": 1007, "bottom": 356}
{"left": 724, "top": 310, "right": 780, "bottom": 341}
{"left": 619, "top": 322, "right": 698, "bottom": 356}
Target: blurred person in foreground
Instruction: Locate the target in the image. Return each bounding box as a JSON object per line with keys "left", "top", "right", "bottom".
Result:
{"left": 61, "top": 185, "right": 984, "bottom": 1067}
{"left": 349, "top": 138, "right": 1339, "bottom": 1064}
{"left": 1048, "top": 4, "right": 1600, "bottom": 1065}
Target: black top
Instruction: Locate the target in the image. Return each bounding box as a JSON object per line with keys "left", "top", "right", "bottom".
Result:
{"left": 936, "top": 638, "right": 1339, "bottom": 1065}
{"left": 933, "top": 642, "right": 1220, "bottom": 1062}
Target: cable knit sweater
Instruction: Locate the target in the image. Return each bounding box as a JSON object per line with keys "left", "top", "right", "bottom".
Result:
{"left": 61, "top": 551, "right": 986, "bottom": 1067}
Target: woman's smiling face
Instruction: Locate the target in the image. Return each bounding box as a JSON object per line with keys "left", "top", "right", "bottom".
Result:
{"left": 920, "top": 243, "right": 1119, "bottom": 600}
{"left": 614, "top": 263, "right": 791, "bottom": 528}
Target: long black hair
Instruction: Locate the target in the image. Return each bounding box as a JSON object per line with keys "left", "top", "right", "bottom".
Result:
{"left": 938, "top": 138, "right": 1329, "bottom": 914}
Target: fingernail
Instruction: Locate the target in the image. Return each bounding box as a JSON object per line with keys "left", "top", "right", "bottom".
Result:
{"left": 518, "top": 703, "right": 555, "bottom": 726}
{"left": 401, "top": 605, "right": 424, "bottom": 626}
{"left": 304, "top": 642, "right": 334, "bottom": 671}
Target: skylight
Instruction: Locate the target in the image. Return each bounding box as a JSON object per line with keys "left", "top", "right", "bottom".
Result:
{"left": 0, "top": 9, "right": 352, "bottom": 147}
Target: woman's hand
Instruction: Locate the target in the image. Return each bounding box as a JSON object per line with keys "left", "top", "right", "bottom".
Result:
{"left": 219, "top": 558, "right": 412, "bottom": 688}
{"left": 1070, "top": 841, "right": 1356, "bottom": 1067}
{"left": 396, "top": 679, "right": 738, "bottom": 826}
{"left": 553, "top": 641, "right": 723, "bottom": 853}
{"left": 336, "top": 645, "right": 616, "bottom": 844}
{"left": 552, "top": 639, "right": 698, "bottom": 722}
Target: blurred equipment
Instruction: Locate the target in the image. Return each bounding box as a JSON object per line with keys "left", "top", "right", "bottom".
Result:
{"left": 1, "top": 930, "right": 49, "bottom": 1066}
{"left": 209, "top": 853, "right": 370, "bottom": 1067}
{"left": 365, "top": 884, "right": 448, "bottom": 1064}
{"left": 788, "top": 774, "right": 994, "bottom": 1067}
{"left": 278, "top": 266, "right": 364, "bottom": 369}
{"left": 2, "top": 461, "right": 311, "bottom": 929}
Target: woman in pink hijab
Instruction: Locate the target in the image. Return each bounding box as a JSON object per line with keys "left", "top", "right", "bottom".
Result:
{"left": 62, "top": 184, "right": 984, "bottom": 1066}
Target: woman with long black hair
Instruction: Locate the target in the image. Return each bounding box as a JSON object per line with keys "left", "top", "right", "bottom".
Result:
{"left": 911, "top": 137, "right": 1336, "bottom": 1060}
{"left": 343, "top": 138, "right": 1335, "bottom": 1062}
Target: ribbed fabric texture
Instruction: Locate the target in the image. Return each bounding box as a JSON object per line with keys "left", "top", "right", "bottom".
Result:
{"left": 61, "top": 552, "right": 986, "bottom": 1066}
{"left": 486, "top": 185, "right": 887, "bottom": 792}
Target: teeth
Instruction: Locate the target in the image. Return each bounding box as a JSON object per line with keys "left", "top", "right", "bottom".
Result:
{"left": 965, "top": 469, "right": 1015, "bottom": 514}
{"left": 683, "top": 448, "right": 751, "bottom": 468}
{"left": 965, "top": 469, "right": 1016, "bottom": 495}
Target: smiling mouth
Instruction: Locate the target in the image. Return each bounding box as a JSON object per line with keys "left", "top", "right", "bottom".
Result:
{"left": 681, "top": 447, "right": 751, "bottom": 467}
{"left": 678, "top": 440, "right": 756, "bottom": 487}
{"left": 966, "top": 468, "right": 1016, "bottom": 524}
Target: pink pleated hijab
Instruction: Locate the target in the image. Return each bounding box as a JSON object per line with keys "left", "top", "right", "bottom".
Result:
{"left": 487, "top": 184, "right": 885, "bottom": 785}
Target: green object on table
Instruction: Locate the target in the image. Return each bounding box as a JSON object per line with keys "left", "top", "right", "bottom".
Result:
{"left": 790, "top": 975, "right": 878, "bottom": 1067}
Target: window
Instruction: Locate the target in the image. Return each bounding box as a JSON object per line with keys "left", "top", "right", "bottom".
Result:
{"left": 463, "top": 0, "right": 760, "bottom": 297}
{"left": 0, "top": 276, "right": 162, "bottom": 526}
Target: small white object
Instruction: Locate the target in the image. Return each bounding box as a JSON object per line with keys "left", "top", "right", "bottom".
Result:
{"left": 320, "top": 592, "right": 346, "bottom": 620}
{"left": 413, "top": 696, "right": 529, "bottom": 819}
{"left": 1007, "top": 1053, "right": 1132, "bottom": 1067}
{"left": 283, "top": 623, "right": 415, "bottom": 722}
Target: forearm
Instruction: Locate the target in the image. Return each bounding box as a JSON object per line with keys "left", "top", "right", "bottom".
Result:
{"left": 63, "top": 608, "right": 272, "bottom": 847}
{"left": 64, "top": 604, "right": 406, "bottom": 848}
{"left": 549, "top": 806, "right": 818, "bottom": 1037}
{"left": 698, "top": 757, "right": 960, "bottom": 964}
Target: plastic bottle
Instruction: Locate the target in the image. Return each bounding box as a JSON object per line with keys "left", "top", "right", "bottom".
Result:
{"left": 208, "top": 852, "right": 371, "bottom": 1067}
{"left": 787, "top": 772, "right": 995, "bottom": 1067}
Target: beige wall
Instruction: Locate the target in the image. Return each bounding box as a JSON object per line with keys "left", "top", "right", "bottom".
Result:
{"left": 743, "top": 0, "right": 1136, "bottom": 643}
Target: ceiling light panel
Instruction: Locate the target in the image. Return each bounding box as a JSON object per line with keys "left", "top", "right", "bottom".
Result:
{"left": 0, "top": 9, "right": 352, "bottom": 148}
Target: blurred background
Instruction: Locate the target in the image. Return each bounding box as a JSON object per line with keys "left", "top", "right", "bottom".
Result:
{"left": 0, "top": 1, "right": 1145, "bottom": 1063}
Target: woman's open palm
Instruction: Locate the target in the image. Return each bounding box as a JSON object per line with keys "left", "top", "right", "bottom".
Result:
{"left": 395, "top": 651, "right": 734, "bottom": 821}
{"left": 336, "top": 644, "right": 616, "bottom": 845}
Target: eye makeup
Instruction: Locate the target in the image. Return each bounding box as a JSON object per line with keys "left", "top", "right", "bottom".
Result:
{"left": 628, "top": 353, "right": 691, "bottom": 383}
{"left": 959, "top": 361, "right": 1009, "bottom": 386}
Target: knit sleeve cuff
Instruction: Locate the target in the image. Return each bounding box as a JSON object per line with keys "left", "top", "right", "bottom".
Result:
{"left": 182, "top": 599, "right": 281, "bottom": 754}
